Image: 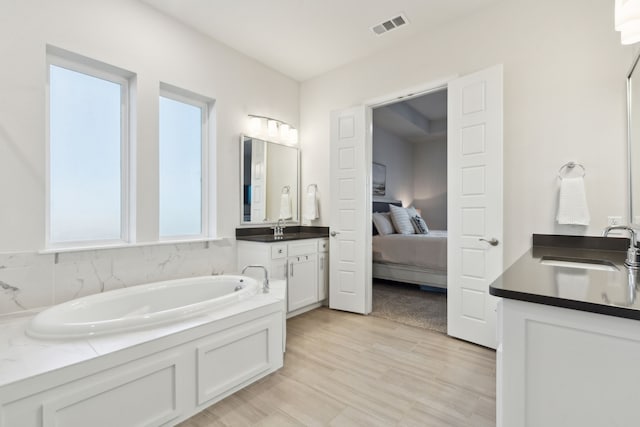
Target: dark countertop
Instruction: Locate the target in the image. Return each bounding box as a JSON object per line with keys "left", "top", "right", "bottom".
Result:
{"left": 235, "top": 226, "right": 329, "bottom": 243}
{"left": 489, "top": 234, "right": 640, "bottom": 321}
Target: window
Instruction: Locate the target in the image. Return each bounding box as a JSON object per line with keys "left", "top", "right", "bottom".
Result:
{"left": 158, "top": 86, "right": 210, "bottom": 238}
{"left": 47, "top": 50, "right": 131, "bottom": 247}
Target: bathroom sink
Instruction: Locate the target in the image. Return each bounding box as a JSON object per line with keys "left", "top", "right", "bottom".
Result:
{"left": 540, "top": 256, "right": 619, "bottom": 272}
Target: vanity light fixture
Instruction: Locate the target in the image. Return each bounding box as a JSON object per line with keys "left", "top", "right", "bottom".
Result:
{"left": 615, "top": 0, "right": 640, "bottom": 44}
{"left": 249, "top": 116, "right": 262, "bottom": 134}
{"left": 280, "top": 123, "right": 290, "bottom": 139}
{"left": 267, "top": 119, "right": 278, "bottom": 137}
{"left": 247, "top": 114, "right": 298, "bottom": 144}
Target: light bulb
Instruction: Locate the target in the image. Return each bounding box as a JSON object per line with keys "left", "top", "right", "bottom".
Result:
{"left": 267, "top": 120, "right": 278, "bottom": 137}
{"left": 616, "top": 0, "right": 640, "bottom": 44}
{"left": 249, "top": 116, "right": 261, "bottom": 135}
{"left": 280, "top": 123, "right": 290, "bottom": 139}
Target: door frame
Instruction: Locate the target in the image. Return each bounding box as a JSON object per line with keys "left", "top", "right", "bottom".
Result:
{"left": 361, "top": 76, "right": 457, "bottom": 313}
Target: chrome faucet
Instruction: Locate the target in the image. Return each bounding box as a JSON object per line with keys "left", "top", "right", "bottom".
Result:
{"left": 273, "top": 218, "right": 286, "bottom": 237}
{"left": 603, "top": 225, "right": 640, "bottom": 269}
{"left": 241, "top": 265, "right": 270, "bottom": 293}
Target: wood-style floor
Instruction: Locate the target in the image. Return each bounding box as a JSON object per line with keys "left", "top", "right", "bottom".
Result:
{"left": 178, "top": 307, "right": 496, "bottom": 427}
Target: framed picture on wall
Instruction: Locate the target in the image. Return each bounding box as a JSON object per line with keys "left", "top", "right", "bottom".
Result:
{"left": 372, "top": 162, "right": 386, "bottom": 196}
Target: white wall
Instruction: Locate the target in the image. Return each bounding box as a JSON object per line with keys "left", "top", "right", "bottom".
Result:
{"left": 300, "top": 0, "right": 633, "bottom": 267}
{"left": 372, "top": 126, "right": 414, "bottom": 204}
{"left": 372, "top": 126, "right": 448, "bottom": 230}
{"left": 0, "top": 0, "right": 298, "bottom": 314}
{"left": 413, "top": 137, "right": 447, "bottom": 230}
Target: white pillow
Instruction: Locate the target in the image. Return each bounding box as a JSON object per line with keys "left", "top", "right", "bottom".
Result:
{"left": 372, "top": 212, "right": 395, "bottom": 235}
{"left": 389, "top": 204, "right": 414, "bottom": 234}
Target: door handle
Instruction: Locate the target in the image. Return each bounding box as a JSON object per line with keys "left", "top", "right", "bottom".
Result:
{"left": 479, "top": 237, "right": 499, "bottom": 246}
{"left": 330, "top": 231, "right": 340, "bottom": 237}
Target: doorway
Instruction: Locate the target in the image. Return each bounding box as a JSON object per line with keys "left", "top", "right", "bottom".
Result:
{"left": 329, "top": 65, "right": 503, "bottom": 349}
{"left": 370, "top": 88, "right": 448, "bottom": 333}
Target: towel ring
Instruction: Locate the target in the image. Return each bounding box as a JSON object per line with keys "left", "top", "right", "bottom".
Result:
{"left": 307, "top": 184, "right": 318, "bottom": 192}
{"left": 557, "top": 162, "right": 585, "bottom": 179}
{"left": 281, "top": 185, "right": 290, "bottom": 194}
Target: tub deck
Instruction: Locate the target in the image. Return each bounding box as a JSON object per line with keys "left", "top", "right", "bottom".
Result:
{"left": 0, "top": 280, "right": 285, "bottom": 388}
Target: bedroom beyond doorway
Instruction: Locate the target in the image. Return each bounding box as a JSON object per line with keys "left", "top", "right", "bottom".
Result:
{"left": 371, "top": 87, "right": 448, "bottom": 333}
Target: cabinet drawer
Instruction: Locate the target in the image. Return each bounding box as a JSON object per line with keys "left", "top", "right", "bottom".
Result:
{"left": 288, "top": 241, "right": 317, "bottom": 256}
{"left": 318, "top": 239, "right": 328, "bottom": 252}
{"left": 271, "top": 244, "right": 287, "bottom": 259}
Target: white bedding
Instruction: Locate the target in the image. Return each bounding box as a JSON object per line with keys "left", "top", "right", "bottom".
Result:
{"left": 372, "top": 231, "right": 447, "bottom": 271}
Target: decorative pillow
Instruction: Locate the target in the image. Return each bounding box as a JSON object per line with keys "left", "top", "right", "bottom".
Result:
{"left": 406, "top": 207, "right": 429, "bottom": 234}
{"left": 389, "top": 204, "right": 414, "bottom": 234}
{"left": 372, "top": 212, "right": 395, "bottom": 235}
{"left": 410, "top": 216, "right": 429, "bottom": 234}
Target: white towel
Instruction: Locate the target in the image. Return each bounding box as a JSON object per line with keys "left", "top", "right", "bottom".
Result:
{"left": 556, "top": 176, "right": 590, "bottom": 225}
{"left": 279, "top": 193, "right": 292, "bottom": 219}
{"left": 304, "top": 188, "right": 319, "bottom": 221}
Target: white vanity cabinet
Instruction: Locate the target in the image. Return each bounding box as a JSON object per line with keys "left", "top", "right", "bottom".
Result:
{"left": 236, "top": 241, "right": 287, "bottom": 280}
{"left": 287, "top": 254, "right": 317, "bottom": 312}
{"left": 237, "top": 237, "right": 328, "bottom": 317}
{"left": 497, "top": 299, "right": 640, "bottom": 427}
{"left": 318, "top": 239, "right": 329, "bottom": 301}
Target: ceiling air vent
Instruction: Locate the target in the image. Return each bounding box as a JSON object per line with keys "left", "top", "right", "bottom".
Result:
{"left": 371, "top": 14, "right": 409, "bottom": 36}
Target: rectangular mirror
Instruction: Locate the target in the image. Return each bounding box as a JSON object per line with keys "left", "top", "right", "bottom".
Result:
{"left": 629, "top": 53, "right": 640, "bottom": 225}
{"left": 241, "top": 135, "right": 299, "bottom": 224}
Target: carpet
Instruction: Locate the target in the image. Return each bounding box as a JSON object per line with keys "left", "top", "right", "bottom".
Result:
{"left": 371, "top": 281, "right": 447, "bottom": 334}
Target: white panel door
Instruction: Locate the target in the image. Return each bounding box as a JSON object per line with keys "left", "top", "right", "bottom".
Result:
{"left": 329, "top": 106, "right": 371, "bottom": 314}
{"left": 447, "top": 65, "right": 503, "bottom": 349}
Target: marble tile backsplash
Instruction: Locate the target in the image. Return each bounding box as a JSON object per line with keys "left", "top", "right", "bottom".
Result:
{"left": 0, "top": 239, "right": 236, "bottom": 316}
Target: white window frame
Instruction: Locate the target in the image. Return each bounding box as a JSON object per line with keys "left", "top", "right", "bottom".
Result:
{"left": 46, "top": 48, "right": 133, "bottom": 249}
{"left": 158, "top": 84, "right": 214, "bottom": 241}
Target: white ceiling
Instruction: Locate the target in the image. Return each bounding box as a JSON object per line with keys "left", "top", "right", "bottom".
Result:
{"left": 140, "top": 0, "right": 502, "bottom": 81}
{"left": 374, "top": 89, "right": 447, "bottom": 143}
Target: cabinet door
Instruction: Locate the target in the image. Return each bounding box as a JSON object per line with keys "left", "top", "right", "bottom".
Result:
{"left": 318, "top": 253, "right": 329, "bottom": 301}
{"left": 287, "top": 256, "right": 318, "bottom": 312}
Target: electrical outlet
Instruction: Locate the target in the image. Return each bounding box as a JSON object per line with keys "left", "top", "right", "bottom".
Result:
{"left": 608, "top": 216, "right": 623, "bottom": 227}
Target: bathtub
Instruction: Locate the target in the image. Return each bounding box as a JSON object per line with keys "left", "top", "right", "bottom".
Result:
{"left": 3, "top": 276, "right": 284, "bottom": 426}
{"left": 26, "top": 275, "right": 260, "bottom": 339}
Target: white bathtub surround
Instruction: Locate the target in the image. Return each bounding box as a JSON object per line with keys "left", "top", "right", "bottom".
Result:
{"left": 0, "top": 239, "right": 236, "bottom": 317}
{"left": 0, "top": 253, "right": 55, "bottom": 314}
{"left": 0, "top": 279, "right": 286, "bottom": 427}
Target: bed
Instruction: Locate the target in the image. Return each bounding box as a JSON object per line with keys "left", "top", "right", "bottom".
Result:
{"left": 372, "top": 201, "right": 447, "bottom": 289}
